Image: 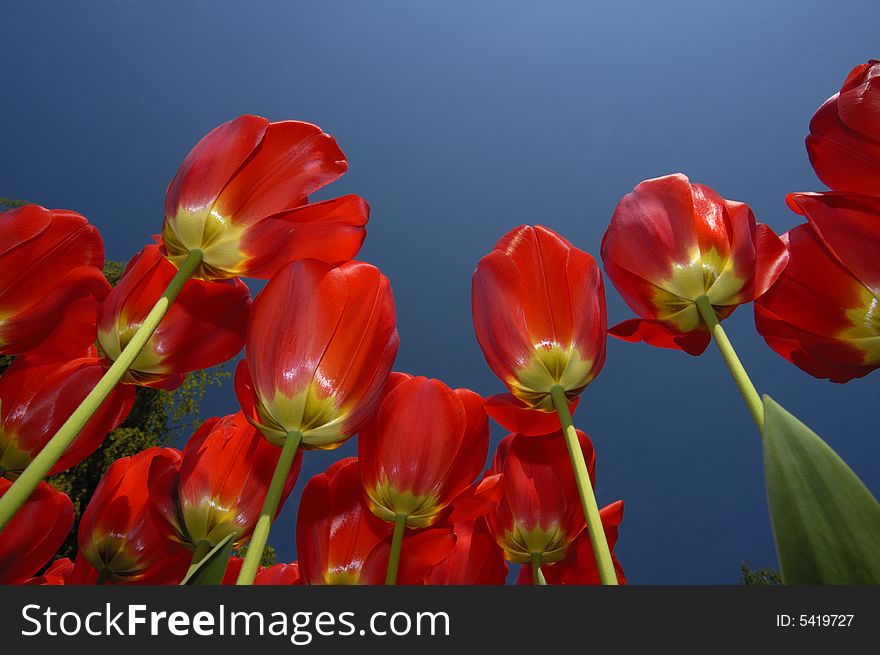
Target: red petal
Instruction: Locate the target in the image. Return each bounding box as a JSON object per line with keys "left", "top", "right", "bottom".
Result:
{"left": 485, "top": 392, "right": 578, "bottom": 436}
{"left": 215, "top": 120, "right": 348, "bottom": 225}
{"left": 165, "top": 115, "right": 268, "bottom": 219}
{"left": 609, "top": 318, "right": 710, "bottom": 355}
{"left": 239, "top": 195, "right": 369, "bottom": 278}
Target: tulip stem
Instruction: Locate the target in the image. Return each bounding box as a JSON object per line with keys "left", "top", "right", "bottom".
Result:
{"left": 695, "top": 295, "right": 764, "bottom": 429}
{"left": 385, "top": 514, "right": 407, "bottom": 585}
{"left": 530, "top": 553, "right": 547, "bottom": 586}
{"left": 236, "top": 431, "right": 302, "bottom": 585}
{"left": 0, "top": 249, "right": 204, "bottom": 533}
{"left": 549, "top": 385, "right": 618, "bottom": 586}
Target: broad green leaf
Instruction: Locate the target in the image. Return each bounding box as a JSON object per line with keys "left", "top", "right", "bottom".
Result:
{"left": 180, "top": 533, "right": 235, "bottom": 585}
{"left": 762, "top": 395, "right": 880, "bottom": 584}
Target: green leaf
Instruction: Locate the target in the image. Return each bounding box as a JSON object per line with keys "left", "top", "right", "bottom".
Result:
{"left": 180, "top": 533, "right": 236, "bottom": 585}
{"left": 762, "top": 395, "right": 880, "bottom": 584}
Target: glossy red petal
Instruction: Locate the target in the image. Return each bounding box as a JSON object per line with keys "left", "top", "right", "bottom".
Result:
{"left": 0, "top": 206, "right": 108, "bottom": 356}
{"left": 426, "top": 518, "right": 507, "bottom": 585}
{"left": 608, "top": 318, "right": 710, "bottom": 355}
{"left": 255, "top": 562, "right": 302, "bottom": 585}
{"left": 239, "top": 195, "right": 369, "bottom": 278}
{"left": 0, "top": 356, "right": 134, "bottom": 477}
{"left": 214, "top": 120, "right": 348, "bottom": 226}
{"left": 164, "top": 115, "right": 268, "bottom": 219}
{"left": 788, "top": 192, "right": 880, "bottom": 292}
{"left": 297, "top": 458, "right": 392, "bottom": 586}
{"left": 754, "top": 222, "right": 878, "bottom": 382}
{"left": 485, "top": 392, "right": 578, "bottom": 436}
{"left": 806, "top": 62, "right": 880, "bottom": 196}
{"left": 0, "top": 480, "right": 74, "bottom": 584}
{"left": 176, "top": 412, "right": 303, "bottom": 545}
{"left": 395, "top": 527, "right": 457, "bottom": 585}
{"left": 445, "top": 473, "right": 503, "bottom": 523}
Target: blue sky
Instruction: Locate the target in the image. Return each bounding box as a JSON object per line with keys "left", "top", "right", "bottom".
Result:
{"left": 2, "top": 0, "right": 879, "bottom": 583}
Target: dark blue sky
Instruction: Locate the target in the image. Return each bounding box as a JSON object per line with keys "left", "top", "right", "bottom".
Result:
{"left": 3, "top": 0, "right": 878, "bottom": 583}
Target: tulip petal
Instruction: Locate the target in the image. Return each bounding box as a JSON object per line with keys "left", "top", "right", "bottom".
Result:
{"left": 215, "top": 120, "right": 348, "bottom": 225}
{"left": 609, "top": 318, "right": 710, "bottom": 355}
{"left": 165, "top": 115, "right": 269, "bottom": 218}
{"left": 485, "top": 392, "right": 579, "bottom": 436}
{"left": 239, "top": 195, "right": 369, "bottom": 278}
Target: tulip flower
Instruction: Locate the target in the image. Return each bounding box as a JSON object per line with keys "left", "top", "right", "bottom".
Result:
{"left": 486, "top": 431, "right": 594, "bottom": 584}
{"left": 472, "top": 224, "right": 616, "bottom": 583}
{"left": 426, "top": 518, "right": 508, "bottom": 585}
{"left": 0, "top": 205, "right": 109, "bottom": 357}
{"left": 77, "top": 447, "right": 190, "bottom": 584}
{"left": 151, "top": 412, "right": 303, "bottom": 551}
{"left": 237, "top": 259, "right": 398, "bottom": 449}
{"left": 602, "top": 173, "right": 788, "bottom": 356}
{"left": 755, "top": 192, "right": 880, "bottom": 382}
{"left": 0, "top": 479, "right": 73, "bottom": 584}
{"left": 0, "top": 355, "right": 134, "bottom": 479}
{"left": 517, "top": 500, "right": 626, "bottom": 585}
{"left": 472, "top": 224, "right": 606, "bottom": 417}
{"left": 806, "top": 60, "right": 880, "bottom": 197}
{"left": 359, "top": 373, "right": 490, "bottom": 529}
{"left": 234, "top": 258, "right": 398, "bottom": 584}
{"left": 359, "top": 372, "right": 497, "bottom": 582}
{"left": 162, "top": 114, "right": 368, "bottom": 281}
{"left": 98, "top": 244, "right": 251, "bottom": 390}
{"left": 297, "top": 458, "right": 454, "bottom": 585}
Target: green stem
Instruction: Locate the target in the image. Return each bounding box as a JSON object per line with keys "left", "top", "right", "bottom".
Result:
{"left": 549, "top": 385, "right": 618, "bottom": 586}
{"left": 184, "top": 540, "right": 213, "bottom": 581}
{"left": 0, "top": 249, "right": 204, "bottom": 533}
{"left": 236, "top": 431, "right": 303, "bottom": 585}
{"left": 384, "top": 514, "right": 407, "bottom": 585}
{"left": 694, "top": 295, "right": 764, "bottom": 429}
{"left": 530, "top": 553, "right": 547, "bottom": 586}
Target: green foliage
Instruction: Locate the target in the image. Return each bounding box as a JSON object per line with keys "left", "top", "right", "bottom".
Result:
{"left": 234, "top": 543, "right": 278, "bottom": 568}
{"left": 740, "top": 562, "right": 782, "bottom": 585}
{"left": 762, "top": 395, "right": 880, "bottom": 584}
{"left": 0, "top": 197, "right": 28, "bottom": 211}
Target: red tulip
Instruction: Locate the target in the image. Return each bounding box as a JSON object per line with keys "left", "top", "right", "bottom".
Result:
{"left": 0, "top": 205, "right": 109, "bottom": 356}
{"left": 755, "top": 192, "right": 880, "bottom": 382}
{"left": 236, "top": 259, "right": 398, "bottom": 449}
{"left": 359, "top": 373, "right": 491, "bottom": 528}
{"left": 517, "top": 500, "right": 626, "bottom": 585}
{"left": 0, "top": 480, "right": 73, "bottom": 584}
{"left": 76, "top": 447, "right": 190, "bottom": 584}
{"left": 151, "top": 412, "right": 303, "bottom": 548}
{"left": 426, "top": 518, "right": 508, "bottom": 585}
{"left": 297, "top": 458, "right": 454, "bottom": 585}
{"left": 24, "top": 558, "right": 74, "bottom": 585}
{"left": 472, "top": 225, "right": 605, "bottom": 432}
{"left": 806, "top": 60, "right": 880, "bottom": 197}
{"left": 97, "top": 244, "right": 250, "bottom": 390}
{"left": 162, "top": 115, "right": 368, "bottom": 280}
{"left": 602, "top": 174, "right": 788, "bottom": 355}
{"left": 0, "top": 355, "right": 134, "bottom": 478}
{"left": 486, "top": 431, "right": 594, "bottom": 564}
